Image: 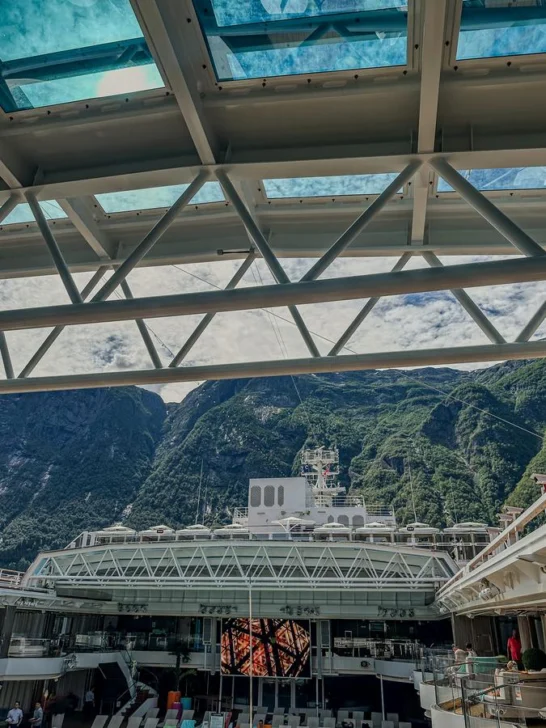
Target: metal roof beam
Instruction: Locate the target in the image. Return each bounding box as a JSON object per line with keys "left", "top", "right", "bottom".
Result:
{"left": 0, "top": 256, "right": 544, "bottom": 333}
{"left": 2, "top": 340, "right": 546, "bottom": 395}
{"left": 131, "top": 0, "right": 218, "bottom": 165}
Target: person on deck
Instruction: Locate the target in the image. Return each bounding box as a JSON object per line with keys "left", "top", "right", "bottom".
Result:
{"left": 7, "top": 702, "right": 23, "bottom": 727}
{"left": 507, "top": 629, "right": 522, "bottom": 668}
{"left": 30, "top": 702, "right": 43, "bottom": 728}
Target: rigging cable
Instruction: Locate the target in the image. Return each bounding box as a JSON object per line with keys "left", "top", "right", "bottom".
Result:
{"left": 168, "top": 263, "right": 544, "bottom": 442}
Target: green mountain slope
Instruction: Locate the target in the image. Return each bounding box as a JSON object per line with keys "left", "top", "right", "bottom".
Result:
{"left": 0, "top": 360, "right": 545, "bottom": 569}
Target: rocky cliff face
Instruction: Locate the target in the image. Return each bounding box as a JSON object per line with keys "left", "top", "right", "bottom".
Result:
{"left": 0, "top": 359, "right": 545, "bottom": 569}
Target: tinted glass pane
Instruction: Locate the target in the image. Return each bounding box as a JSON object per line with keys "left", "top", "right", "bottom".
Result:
{"left": 0, "top": 0, "right": 163, "bottom": 112}
{"left": 2, "top": 201, "right": 67, "bottom": 225}
{"left": 437, "top": 167, "right": 546, "bottom": 192}
{"left": 264, "top": 173, "right": 399, "bottom": 198}
{"left": 192, "top": 0, "right": 408, "bottom": 81}
{"left": 96, "top": 183, "right": 225, "bottom": 213}
{"left": 458, "top": 1, "right": 546, "bottom": 60}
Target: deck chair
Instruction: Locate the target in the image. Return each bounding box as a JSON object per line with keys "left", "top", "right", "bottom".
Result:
{"left": 337, "top": 713, "right": 349, "bottom": 725}
{"left": 181, "top": 711, "right": 194, "bottom": 723}
{"left": 165, "top": 711, "right": 179, "bottom": 722}
{"left": 272, "top": 716, "right": 284, "bottom": 727}
{"left": 370, "top": 714, "right": 382, "bottom": 728}
{"left": 398, "top": 723, "right": 411, "bottom": 728}
{"left": 386, "top": 715, "right": 398, "bottom": 728}
{"left": 143, "top": 719, "right": 159, "bottom": 728}
{"left": 254, "top": 708, "right": 267, "bottom": 715}
{"left": 352, "top": 713, "right": 364, "bottom": 726}
{"left": 381, "top": 722, "right": 394, "bottom": 728}
{"left": 253, "top": 716, "right": 266, "bottom": 727}
{"left": 319, "top": 712, "right": 332, "bottom": 720}
{"left": 306, "top": 718, "right": 319, "bottom": 728}
{"left": 108, "top": 716, "right": 123, "bottom": 728}
{"left": 323, "top": 718, "right": 335, "bottom": 728}
{"left": 164, "top": 721, "right": 178, "bottom": 728}
{"left": 201, "top": 713, "right": 211, "bottom": 727}
{"left": 287, "top": 717, "right": 300, "bottom": 728}
{"left": 239, "top": 723, "right": 251, "bottom": 728}
{"left": 273, "top": 709, "right": 286, "bottom": 716}
{"left": 128, "top": 718, "right": 143, "bottom": 728}
{"left": 238, "top": 714, "right": 250, "bottom": 725}
{"left": 90, "top": 717, "right": 109, "bottom": 728}
{"left": 147, "top": 710, "right": 160, "bottom": 720}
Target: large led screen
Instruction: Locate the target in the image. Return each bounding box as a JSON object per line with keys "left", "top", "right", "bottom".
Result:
{"left": 221, "top": 618, "right": 311, "bottom": 677}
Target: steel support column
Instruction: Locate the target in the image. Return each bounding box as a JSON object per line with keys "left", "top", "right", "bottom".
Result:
{"left": 120, "top": 279, "right": 163, "bottom": 369}
{"left": 26, "top": 194, "right": 83, "bottom": 304}
{"left": 169, "top": 252, "right": 255, "bottom": 367}
{"left": 423, "top": 252, "right": 505, "bottom": 344}
{"left": 2, "top": 341, "right": 546, "bottom": 394}
{"left": 93, "top": 170, "right": 211, "bottom": 302}
{"left": 0, "top": 333, "right": 13, "bottom": 379}
{"left": 0, "top": 195, "right": 19, "bottom": 224}
{"left": 329, "top": 254, "right": 411, "bottom": 355}
{"left": 429, "top": 159, "right": 546, "bottom": 258}
{"left": 516, "top": 301, "right": 546, "bottom": 343}
{"left": 18, "top": 266, "right": 109, "bottom": 378}
{"left": 301, "top": 162, "right": 422, "bottom": 282}
{"left": 216, "top": 169, "right": 320, "bottom": 357}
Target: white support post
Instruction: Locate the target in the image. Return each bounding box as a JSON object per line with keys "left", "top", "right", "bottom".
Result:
{"left": 0, "top": 333, "right": 13, "bottom": 379}
{"left": 301, "top": 162, "right": 422, "bottom": 282}
{"left": 329, "top": 254, "right": 411, "bottom": 355}
{"left": 430, "top": 158, "right": 546, "bottom": 258}
{"left": 169, "top": 252, "right": 255, "bottom": 367}
{"left": 217, "top": 170, "right": 320, "bottom": 357}
{"left": 26, "top": 194, "right": 83, "bottom": 304}
{"left": 423, "top": 252, "right": 505, "bottom": 344}
{"left": 93, "top": 170, "right": 211, "bottom": 302}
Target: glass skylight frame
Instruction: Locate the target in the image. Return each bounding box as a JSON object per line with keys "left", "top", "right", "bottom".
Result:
{"left": 94, "top": 182, "right": 226, "bottom": 215}
{"left": 263, "top": 173, "right": 402, "bottom": 200}
{"left": 0, "top": 0, "right": 165, "bottom": 114}
{"left": 452, "top": 1, "right": 546, "bottom": 65}
{"left": 190, "top": 0, "right": 411, "bottom": 84}
{"left": 436, "top": 167, "right": 546, "bottom": 195}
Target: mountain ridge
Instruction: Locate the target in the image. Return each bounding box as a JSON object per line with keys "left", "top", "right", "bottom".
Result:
{"left": 0, "top": 359, "right": 544, "bottom": 569}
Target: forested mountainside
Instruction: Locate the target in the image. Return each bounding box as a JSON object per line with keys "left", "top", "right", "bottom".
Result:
{"left": 1, "top": 359, "right": 546, "bottom": 569}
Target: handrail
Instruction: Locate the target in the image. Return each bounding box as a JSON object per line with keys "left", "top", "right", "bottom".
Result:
{"left": 438, "top": 491, "right": 546, "bottom": 595}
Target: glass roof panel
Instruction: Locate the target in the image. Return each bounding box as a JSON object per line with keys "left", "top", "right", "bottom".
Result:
{"left": 264, "top": 173, "right": 399, "bottom": 198}
{"left": 2, "top": 201, "right": 67, "bottom": 225}
{"left": 0, "top": 0, "right": 163, "bottom": 112}
{"left": 437, "top": 167, "right": 546, "bottom": 193}
{"left": 457, "top": 1, "right": 546, "bottom": 60}
{"left": 96, "top": 183, "right": 225, "bottom": 213}
{"left": 192, "top": 1, "right": 408, "bottom": 81}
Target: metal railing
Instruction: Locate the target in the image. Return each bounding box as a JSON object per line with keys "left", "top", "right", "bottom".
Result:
{"left": 459, "top": 673, "right": 546, "bottom": 727}
{"left": 333, "top": 638, "right": 421, "bottom": 661}
{"left": 0, "top": 569, "right": 24, "bottom": 587}
{"left": 9, "top": 636, "right": 50, "bottom": 656}
{"left": 313, "top": 495, "right": 365, "bottom": 507}
{"left": 233, "top": 508, "right": 248, "bottom": 523}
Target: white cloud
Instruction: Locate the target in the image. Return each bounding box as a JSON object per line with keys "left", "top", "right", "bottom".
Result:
{"left": 0, "top": 254, "right": 544, "bottom": 402}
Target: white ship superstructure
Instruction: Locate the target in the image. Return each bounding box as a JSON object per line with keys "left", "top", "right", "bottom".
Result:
{"left": 233, "top": 447, "right": 395, "bottom": 535}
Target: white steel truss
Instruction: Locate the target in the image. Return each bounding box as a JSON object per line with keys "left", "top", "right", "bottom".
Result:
{"left": 2, "top": 0, "right": 546, "bottom": 391}
{"left": 23, "top": 541, "right": 457, "bottom": 592}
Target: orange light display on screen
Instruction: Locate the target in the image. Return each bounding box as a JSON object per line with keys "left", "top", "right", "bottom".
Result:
{"left": 221, "top": 618, "right": 311, "bottom": 677}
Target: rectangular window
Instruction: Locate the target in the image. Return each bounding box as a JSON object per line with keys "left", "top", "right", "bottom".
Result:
{"left": 457, "top": 1, "right": 546, "bottom": 61}
{"left": 0, "top": 0, "right": 163, "bottom": 112}
{"left": 192, "top": 0, "right": 408, "bottom": 81}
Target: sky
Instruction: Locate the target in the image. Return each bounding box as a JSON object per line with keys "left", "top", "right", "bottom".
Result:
{"left": 1, "top": 1, "right": 546, "bottom": 402}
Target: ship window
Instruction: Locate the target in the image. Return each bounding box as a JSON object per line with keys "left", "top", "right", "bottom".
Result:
{"left": 278, "top": 485, "right": 285, "bottom": 507}
{"left": 338, "top": 515, "right": 350, "bottom": 526}
{"left": 328, "top": 516, "right": 335, "bottom": 524}
{"left": 250, "top": 486, "right": 261, "bottom": 507}
{"left": 353, "top": 515, "right": 365, "bottom": 527}
{"left": 264, "top": 485, "right": 275, "bottom": 507}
